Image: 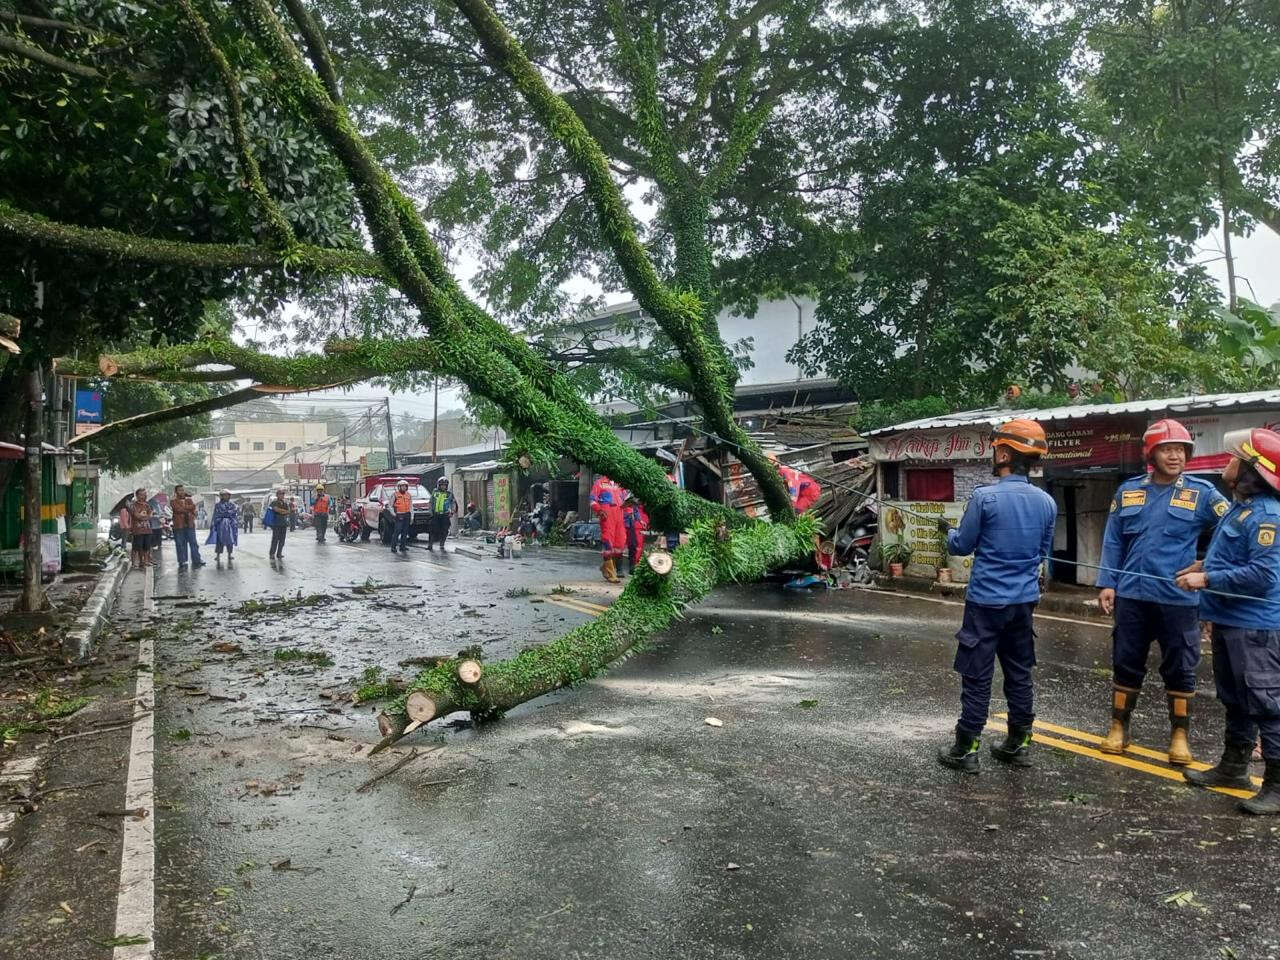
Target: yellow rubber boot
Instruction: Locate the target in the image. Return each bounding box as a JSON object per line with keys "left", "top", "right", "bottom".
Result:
{"left": 1100, "top": 685, "right": 1139, "bottom": 755}
{"left": 1167, "top": 691, "right": 1194, "bottom": 766}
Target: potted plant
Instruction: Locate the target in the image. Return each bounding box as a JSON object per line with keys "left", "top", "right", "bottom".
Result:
{"left": 880, "top": 541, "right": 912, "bottom": 577}
{"left": 935, "top": 524, "right": 953, "bottom": 582}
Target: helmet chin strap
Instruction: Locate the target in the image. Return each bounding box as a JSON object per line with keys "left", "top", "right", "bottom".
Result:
{"left": 991, "top": 448, "right": 1012, "bottom": 478}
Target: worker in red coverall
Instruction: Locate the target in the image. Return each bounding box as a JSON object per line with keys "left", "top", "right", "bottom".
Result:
{"left": 623, "top": 494, "right": 650, "bottom": 574}
{"left": 590, "top": 475, "right": 626, "bottom": 583}
{"left": 778, "top": 462, "right": 822, "bottom": 512}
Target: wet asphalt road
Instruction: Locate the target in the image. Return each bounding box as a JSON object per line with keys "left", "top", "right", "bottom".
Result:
{"left": 111, "top": 532, "right": 1280, "bottom": 958}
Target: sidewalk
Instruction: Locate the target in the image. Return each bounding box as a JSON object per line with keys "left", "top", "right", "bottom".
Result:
{"left": 874, "top": 572, "right": 1109, "bottom": 621}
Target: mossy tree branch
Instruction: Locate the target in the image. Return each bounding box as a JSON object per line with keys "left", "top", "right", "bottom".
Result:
{"left": 605, "top": 0, "right": 684, "bottom": 194}
{"left": 0, "top": 202, "right": 387, "bottom": 278}
{"left": 281, "top": 0, "right": 342, "bottom": 102}
{"left": 174, "top": 0, "right": 295, "bottom": 246}
{"left": 375, "top": 512, "right": 820, "bottom": 751}
{"left": 229, "top": 0, "right": 715, "bottom": 533}
{"left": 0, "top": 32, "right": 102, "bottom": 79}
{"left": 450, "top": 0, "right": 796, "bottom": 522}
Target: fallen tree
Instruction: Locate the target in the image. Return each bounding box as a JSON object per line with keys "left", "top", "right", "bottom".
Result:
{"left": 5, "top": 0, "right": 819, "bottom": 746}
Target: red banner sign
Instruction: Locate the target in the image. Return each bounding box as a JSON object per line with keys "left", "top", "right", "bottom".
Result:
{"left": 1041, "top": 419, "right": 1143, "bottom": 466}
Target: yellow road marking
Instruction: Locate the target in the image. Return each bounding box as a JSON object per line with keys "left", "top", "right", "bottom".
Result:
{"left": 544, "top": 596, "right": 607, "bottom": 616}
{"left": 995, "top": 712, "right": 1261, "bottom": 796}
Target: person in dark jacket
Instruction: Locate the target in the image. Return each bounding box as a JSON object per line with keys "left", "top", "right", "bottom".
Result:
{"left": 265, "top": 488, "right": 290, "bottom": 561}
{"left": 936, "top": 418, "right": 1057, "bottom": 774}
{"left": 170, "top": 485, "right": 204, "bottom": 570}
{"left": 428, "top": 477, "right": 456, "bottom": 551}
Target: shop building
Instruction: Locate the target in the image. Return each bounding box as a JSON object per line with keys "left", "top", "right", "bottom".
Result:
{"left": 867, "top": 390, "right": 1280, "bottom": 585}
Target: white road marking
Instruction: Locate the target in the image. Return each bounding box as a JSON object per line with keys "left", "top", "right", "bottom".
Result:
{"left": 113, "top": 575, "right": 156, "bottom": 960}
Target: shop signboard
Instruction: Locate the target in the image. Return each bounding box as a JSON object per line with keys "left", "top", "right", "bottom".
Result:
{"left": 1041, "top": 419, "right": 1144, "bottom": 467}
{"left": 879, "top": 500, "right": 969, "bottom": 581}
{"left": 74, "top": 389, "right": 103, "bottom": 424}
{"left": 869, "top": 429, "right": 990, "bottom": 463}
{"left": 1183, "top": 411, "right": 1280, "bottom": 471}
{"left": 874, "top": 419, "right": 1146, "bottom": 470}
{"left": 493, "top": 472, "right": 513, "bottom": 528}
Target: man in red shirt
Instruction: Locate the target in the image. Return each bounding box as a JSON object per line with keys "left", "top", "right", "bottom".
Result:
{"left": 170, "top": 484, "right": 204, "bottom": 570}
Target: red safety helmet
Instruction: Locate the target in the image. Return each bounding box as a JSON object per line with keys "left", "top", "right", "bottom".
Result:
{"left": 1142, "top": 419, "right": 1194, "bottom": 460}
{"left": 1224, "top": 427, "right": 1280, "bottom": 493}
{"left": 990, "top": 418, "right": 1048, "bottom": 456}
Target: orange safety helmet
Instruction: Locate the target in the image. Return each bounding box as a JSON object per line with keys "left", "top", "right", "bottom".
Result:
{"left": 1142, "top": 418, "right": 1194, "bottom": 460}
{"left": 990, "top": 418, "right": 1048, "bottom": 456}
{"left": 1224, "top": 427, "right": 1280, "bottom": 493}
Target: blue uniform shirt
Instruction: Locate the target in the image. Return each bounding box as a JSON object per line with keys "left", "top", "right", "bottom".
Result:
{"left": 1097, "top": 474, "right": 1228, "bottom": 606}
{"left": 946, "top": 474, "right": 1057, "bottom": 607}
{"left": 1198, "top": 493, "right": 1280, "bottom": 629}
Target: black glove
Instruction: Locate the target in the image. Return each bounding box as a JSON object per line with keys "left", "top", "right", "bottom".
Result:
{"left": 937, "top": 517, "right": 951, "bottom": 536}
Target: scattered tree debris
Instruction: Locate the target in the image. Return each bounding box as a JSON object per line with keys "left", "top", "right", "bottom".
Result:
{"left": 390, "top": 884, "right": 417, "bottom": 916}
{"left": 273, "top": 648, "right": 334, "bottom": 667}
{"left": 237, "top": 594, "right": 335, "bottom": 617}
{"left": 355, "top": 746, "right": 442, "bottom": 794}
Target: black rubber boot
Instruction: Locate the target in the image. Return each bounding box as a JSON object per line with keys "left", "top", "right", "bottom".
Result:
{"left": 1239, "top": 761, "right": 1280, "bottom": 815}
{"left": 990, "top": 723, "right": 1033, "bottom": 767}
{"left": 937, "top": 726, "right": 980, "bottom": 774}
{"left": 1184, "top": 741, "right": 1253, "bottom": 790}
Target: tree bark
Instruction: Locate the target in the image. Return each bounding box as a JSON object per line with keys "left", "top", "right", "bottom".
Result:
{"left": 18, "top": 367, "right": 46, "bottom": 612}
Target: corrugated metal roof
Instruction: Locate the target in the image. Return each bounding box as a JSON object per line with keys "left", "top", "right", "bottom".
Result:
{"left": 865, "top": 390, "right": 1280, "bottom": 436}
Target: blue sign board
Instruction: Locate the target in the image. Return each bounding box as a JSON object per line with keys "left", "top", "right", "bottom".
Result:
{"left": 75, "top": 389, "right": 103, "bottom": 424}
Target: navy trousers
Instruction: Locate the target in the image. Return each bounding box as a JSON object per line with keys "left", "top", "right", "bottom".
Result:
{"left": 1212, "top": 625, "right": 1280, "bottom": 761}
{"left": 1112, "top": 596, "right": 1200, "bottom": 692}
{"left": 954, "top": 601, "right": 1037, "bottom": 737}
{"left": 392, "top": 512, "right": 411, "bottom": 549}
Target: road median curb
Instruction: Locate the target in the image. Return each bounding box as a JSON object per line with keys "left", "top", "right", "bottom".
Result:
{"left": 61, "top": 552, "right": 129, "bottom": 661}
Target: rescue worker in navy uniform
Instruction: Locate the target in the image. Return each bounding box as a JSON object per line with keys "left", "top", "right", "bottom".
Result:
{"left": 1176, "top": 427, "right": 1280, "bottom": 815}
{"left": 1096, "top": 419, "right": 1228, "bottom": 765}
{"left": 936, "top": 418, "right": 1057, "bottom": 773}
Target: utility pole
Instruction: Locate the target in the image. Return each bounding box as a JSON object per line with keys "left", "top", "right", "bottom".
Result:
{"left": 384, "top": 398, "right": 396, "bottom": 470}
{"left": 432, "top": 377, "right": 439, "bottom": 462}
{"left": 19, "top": 366, "right": 45, "bottom": 612}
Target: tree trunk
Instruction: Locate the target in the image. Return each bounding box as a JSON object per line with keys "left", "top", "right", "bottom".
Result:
{"left": 1222, "top": 196, "right": 1237, "bottom": 312}
{"left": 371, "top": 512, "right": 818, "bottom": 753}
{"left": 18, "top": 367, "right": 45, "bottom": 612}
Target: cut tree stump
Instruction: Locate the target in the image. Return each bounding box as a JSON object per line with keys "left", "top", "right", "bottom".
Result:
{"left": 646, "top": 551, "right": 673, "bottom": 576}
{"left": 456, "top": 659, "right": 483, "bottom": 685}
{"left": 405, "top": 690, "right": 436, "bottom": 723}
